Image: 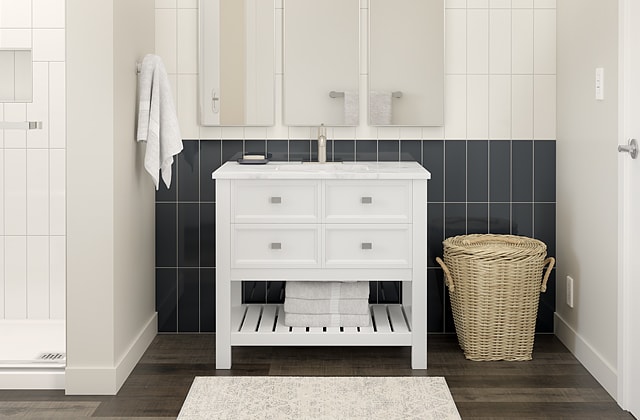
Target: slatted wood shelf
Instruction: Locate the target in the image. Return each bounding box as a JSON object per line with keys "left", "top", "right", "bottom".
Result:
{"left": 230, "top": 304, "right": 412, "bottom": 346}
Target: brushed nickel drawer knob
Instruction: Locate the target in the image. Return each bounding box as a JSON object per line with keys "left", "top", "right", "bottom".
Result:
{"left": 361, "top": 242, "right": 373, "bottom": 250}
{"left": 270, "top": 242, "right": 282, "bottom": 250}
{"left": 361, "top": 196, "right": 373, "bottom": 204}
{"left": 270, "top": 196, "right": 282, "bottom": 204}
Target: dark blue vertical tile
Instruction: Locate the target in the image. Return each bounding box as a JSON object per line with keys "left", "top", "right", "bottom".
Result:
{"left": 245, "top": 139, "right": 266, "bottom": 155}
{"left": 156, "top": 159, "right": 177, "bottom": 202}
{"left": 445, "top": 141, "right": 466, "bottom": 202}
{"left": 178, "top": 203, "right": 200, "bottom": 267}
{"left": 267, "top": 140, "right": 288, "bottom": 161}
{"left": 423, "top": 140, "right": 444, "bottom": 202}
{"left": 427, "top": 269, "right": 445, "bottom": 333}
{"left": 369, "top": 281, "right": 378, "bottom": 304}
{"left": 356, "top": 140, "right": 377, "bottom": 161}
{"left": 534, "top": 140, "right": 556, "bottom": 202}
{"left": 325, "top": 140, "right": 334, "bottom": 162}
{"left": 178, "top": 268, "right": 200, "bottom": 333}
{"left": 536, "top": 270, "right": 555, "bottom": 333}
{"left": 512, "top": 140, "right": 533, "bottom": 202}
{"left": 467, "top": 203, "right": 489, "bottom": 234}
{"left": 489, "top": 140, "right": 511, "bottom": 202}
{"left": 534, "top": 203, "right": 556, "bottom": 257}
{"left": 243, "top": 281, "right": 267, "bottom": 303}
{"left": 156, "top": 203, "right": 177, "bottom": 268}
{"left": 445, "top": 203, "right": 466, "bottom": 238}
{"left": 489, "top": 203, "right": 511, "bottom": 234}
{"left": 222, "top": 140, "right": 243, "bottom": 162}
{"left": 200, "top": 140, "right": 221, "bottom": 202}
{"left": 512, "top": 203, "right": 533, "bottom": 237}
{"left": 334, "top": 140, "right": 355, "bottom": 162}
{"left": 427, "top": 203, "right": 444, "bottom": 268}
{"left": 467, "top": 141, "right": 488, "bottom": 202}
{"left": 267, "top": 281, "right": 285, "bottom": 304}
{"left": 177, "top": 140, "right": 200, "bottom": 202}
{"left": 289, "top": 140, "right": 311, "bottom": 162}
{"left": 444, "top": 290, "right": 456, "bottom": 334}
{"left": 378, "top": 281, "right": 400, "bottom": 303}
{"left": 400, "top": 140, "right": 422, "bottom": 163}
{"left": 157, "top": 268, "right": 177, "bottom": 333}
{"left": 200, "top": 268, "right": 215, "bottom": 332}
{"left": 200, "top": 203, "right": 215, "bottom": 268}
{"left": 378, "top": 140, "right": 399, "bottom": 161}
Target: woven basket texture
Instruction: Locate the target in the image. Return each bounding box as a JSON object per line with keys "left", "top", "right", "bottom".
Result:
{"left": 440, "top": 234, "right": 550, "bottom": 361}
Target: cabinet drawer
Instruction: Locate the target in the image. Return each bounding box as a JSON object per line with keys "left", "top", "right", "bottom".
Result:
{"left": 324, "top": 180, "right": 412, "bottom": 223}
{"left": 324, "top": 224, "right": 412, "bottom": 268}
{"left": 231, "top": 224, "right": 321, "bottom": 268}
{"left": 232, "top": 180, "right": 320, "bottom": 223}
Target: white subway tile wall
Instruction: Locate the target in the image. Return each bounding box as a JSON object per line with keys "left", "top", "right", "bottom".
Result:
{"left": 156, "top": 0, "right": 556, "bottom": 142}
{"left": 0, "top": 0, "right": 66, "bottom": 321}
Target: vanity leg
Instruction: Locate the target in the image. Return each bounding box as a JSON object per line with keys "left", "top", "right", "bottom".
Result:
{"left": 411, "top": 179, "right": 428, "bottom": 369}
{"left": 216, "top": 180, "right": 232, "bottom": 369}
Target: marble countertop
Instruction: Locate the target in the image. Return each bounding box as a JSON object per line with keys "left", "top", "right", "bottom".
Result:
{"left": 212, "top": 161, "right": 431, "bottom": 180}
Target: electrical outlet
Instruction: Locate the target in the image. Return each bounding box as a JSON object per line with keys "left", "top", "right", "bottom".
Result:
{"left": 566, "top": 276, "right": 574, "bottom": 308}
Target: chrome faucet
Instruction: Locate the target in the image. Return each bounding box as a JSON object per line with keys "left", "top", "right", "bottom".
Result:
{"left": 317, "top": 124, "right": 327, "bottom": 163}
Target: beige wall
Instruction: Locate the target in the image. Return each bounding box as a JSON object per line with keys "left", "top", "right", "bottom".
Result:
{"left": 556, "top": 0, "right": 619, "bottom": 397}
{"left": 66, "top": 0, "right": 156, "bottom": 395}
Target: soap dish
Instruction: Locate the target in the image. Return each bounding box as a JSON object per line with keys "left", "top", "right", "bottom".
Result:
{"left": 237, "top": 153, "right": 271, "bottom": 165}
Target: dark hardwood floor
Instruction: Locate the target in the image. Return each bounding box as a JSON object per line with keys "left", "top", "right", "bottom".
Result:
{"left": 0, "top": 334, "right": 634, "bottom": 419}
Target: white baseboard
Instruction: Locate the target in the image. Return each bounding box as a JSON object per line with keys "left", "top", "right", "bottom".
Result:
{"left": 554, "top": 312, "right": 618, "bottom": 399}
{"left": 0, "top": 368, "right": 65, "bottom": 390}
{"left": 65, "top": 313, "right": 157, "bottom": 395}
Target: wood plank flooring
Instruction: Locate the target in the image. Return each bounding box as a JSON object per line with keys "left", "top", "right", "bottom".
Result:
{"left": 0, "top": 334, "right": 634, "bottom": 419}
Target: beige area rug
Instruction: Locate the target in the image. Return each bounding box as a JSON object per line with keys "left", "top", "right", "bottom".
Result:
{"left": 177, "top": 376, "right": 461, "bottom": 420}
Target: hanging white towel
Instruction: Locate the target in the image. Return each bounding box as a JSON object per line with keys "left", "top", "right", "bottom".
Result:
{"left": 369, "top": 90, "right": 392, "bottom": 125}
{"left": 343, "top": 91, "right": 359, "bottom": 126}
{"left": 136, "top": 54, "right": 183, "bottom": 190}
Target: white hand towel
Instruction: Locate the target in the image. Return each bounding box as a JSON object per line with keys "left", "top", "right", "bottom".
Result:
{"left": 369, "top": 90, "right": 392, "bottom": 125}
{"left": 285, "top": 281, "right": 370, "bottom": 300}
{"left": 136, "top": 54, "right": 183, "bottom": 190}
{"left": 343, "top": 91, "right": 359, "bottom": 125}
{"left": 284, "top": 297, "right": 370, "bottom": 315}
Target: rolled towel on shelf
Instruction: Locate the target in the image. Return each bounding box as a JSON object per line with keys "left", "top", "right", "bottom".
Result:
{"left": 285, "top": 281, "right": 370, "bottom": 300}
{"left": 284, "top": 297, "right": 370, "bottom": 315}
{"left": 284, "top": 312, "right": 370, "bottom": 328}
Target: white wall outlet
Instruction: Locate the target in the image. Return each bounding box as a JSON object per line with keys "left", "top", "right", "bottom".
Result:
{"left": 595, "top": 67, "right": 604, "bottom": 100}
{"left": 566, "top": 275, "right": 574, "bottom": 308}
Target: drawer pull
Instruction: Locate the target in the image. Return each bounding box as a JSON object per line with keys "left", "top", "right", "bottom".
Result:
{"left": 361, "top": 196, "right": 373, "bottom": 204}
{"left": 361, "top": 242, "right": 373, "bottom": 250}
{"left": 270, "top": 242, "right": 282, "bottom": 250}
{"left": 270, "top": 196, "right": 282, "bottom": 204}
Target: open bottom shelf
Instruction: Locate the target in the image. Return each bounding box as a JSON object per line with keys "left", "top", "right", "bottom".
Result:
{"left": 230, "top": 304, "right": 412, "bottom": 346}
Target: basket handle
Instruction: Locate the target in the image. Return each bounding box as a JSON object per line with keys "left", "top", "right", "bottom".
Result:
{"left": 435, "top": 257, "right": 454, "bottom": 292}
{"left": 541, "top": 257, "right": 555, "bottom": 292}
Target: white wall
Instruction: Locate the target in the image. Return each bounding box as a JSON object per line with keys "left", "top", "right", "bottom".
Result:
{"left": 0, "top": 0, "right": 66, "bottom": 322}
{"left": 556, "top": 0, "right": 619, "bottom": 398}
{"left": 66, "top": 0, "right": 156, "bottom": 395}
{"left": 156, "top": 0, "right": 557, "bottom": 141}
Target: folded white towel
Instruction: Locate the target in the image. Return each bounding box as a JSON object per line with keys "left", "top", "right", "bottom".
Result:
{"left": 284, "top": 312, "right": 370, "bottom": 328}
{"left": 369, "top": 90, "right": 392, "bottom": 125}
{"left": 343, "top": 91, "right": 359, "bottom": 126}
{"left": 285, "top": 281, "right": 370, "bottom": 300}
{"left": 136, "top": 54, "right": 183, "bottom": 190}
{"left": 284, "top": 297, "right": 370, "bottom": 315}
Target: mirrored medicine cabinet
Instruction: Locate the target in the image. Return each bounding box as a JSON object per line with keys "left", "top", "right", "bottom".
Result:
{"left": 199, "top": 0, "right": 275, "bottom": 126}
{"left": 0, "top": 49, "right": 33, "bottom": 103}
{"left": 368, "top": 0, "right": 444, "bottom": 126}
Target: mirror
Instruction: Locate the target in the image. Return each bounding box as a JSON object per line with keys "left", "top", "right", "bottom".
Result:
{"left": 369, "top": 0, "right": 443, "bottom": 126}
{"left": 199, "top": 0, "right": 275, "bottom": 126}
{"left": 0, "top": 49, "right": 33, "bottom": 103}
{"left": 283, "top": 0, "right": 360, "bottom": 126}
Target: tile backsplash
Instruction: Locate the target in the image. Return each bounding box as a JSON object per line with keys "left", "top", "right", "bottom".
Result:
{"left": 155, "top": 138, "right": 556, "bottom": 334}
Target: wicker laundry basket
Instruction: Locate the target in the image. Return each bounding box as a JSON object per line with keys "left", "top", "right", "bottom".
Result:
{"left": 435, "top": 234, "right": 555, "bottom": 361}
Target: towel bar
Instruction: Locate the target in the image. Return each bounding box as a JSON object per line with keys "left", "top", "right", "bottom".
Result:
{"left": 0, "top": 121, "right": 43, "bottom": 130}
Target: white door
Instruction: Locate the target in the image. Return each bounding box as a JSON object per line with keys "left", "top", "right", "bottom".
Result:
{"left": 618, "top": 0, "right": 640, "bottom": 416}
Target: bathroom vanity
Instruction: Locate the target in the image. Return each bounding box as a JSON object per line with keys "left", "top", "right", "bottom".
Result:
{"left": 212, "top": 161, "right": 430, "bottom": 369}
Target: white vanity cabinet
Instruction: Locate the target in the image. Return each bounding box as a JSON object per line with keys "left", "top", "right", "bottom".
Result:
{"left": 213, "top": 161, "right": 430, "bottom": 369}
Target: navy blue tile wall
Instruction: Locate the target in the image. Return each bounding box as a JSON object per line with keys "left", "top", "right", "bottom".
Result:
{"left": 156, "top": 139, "right": 557, "bottom": 334}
